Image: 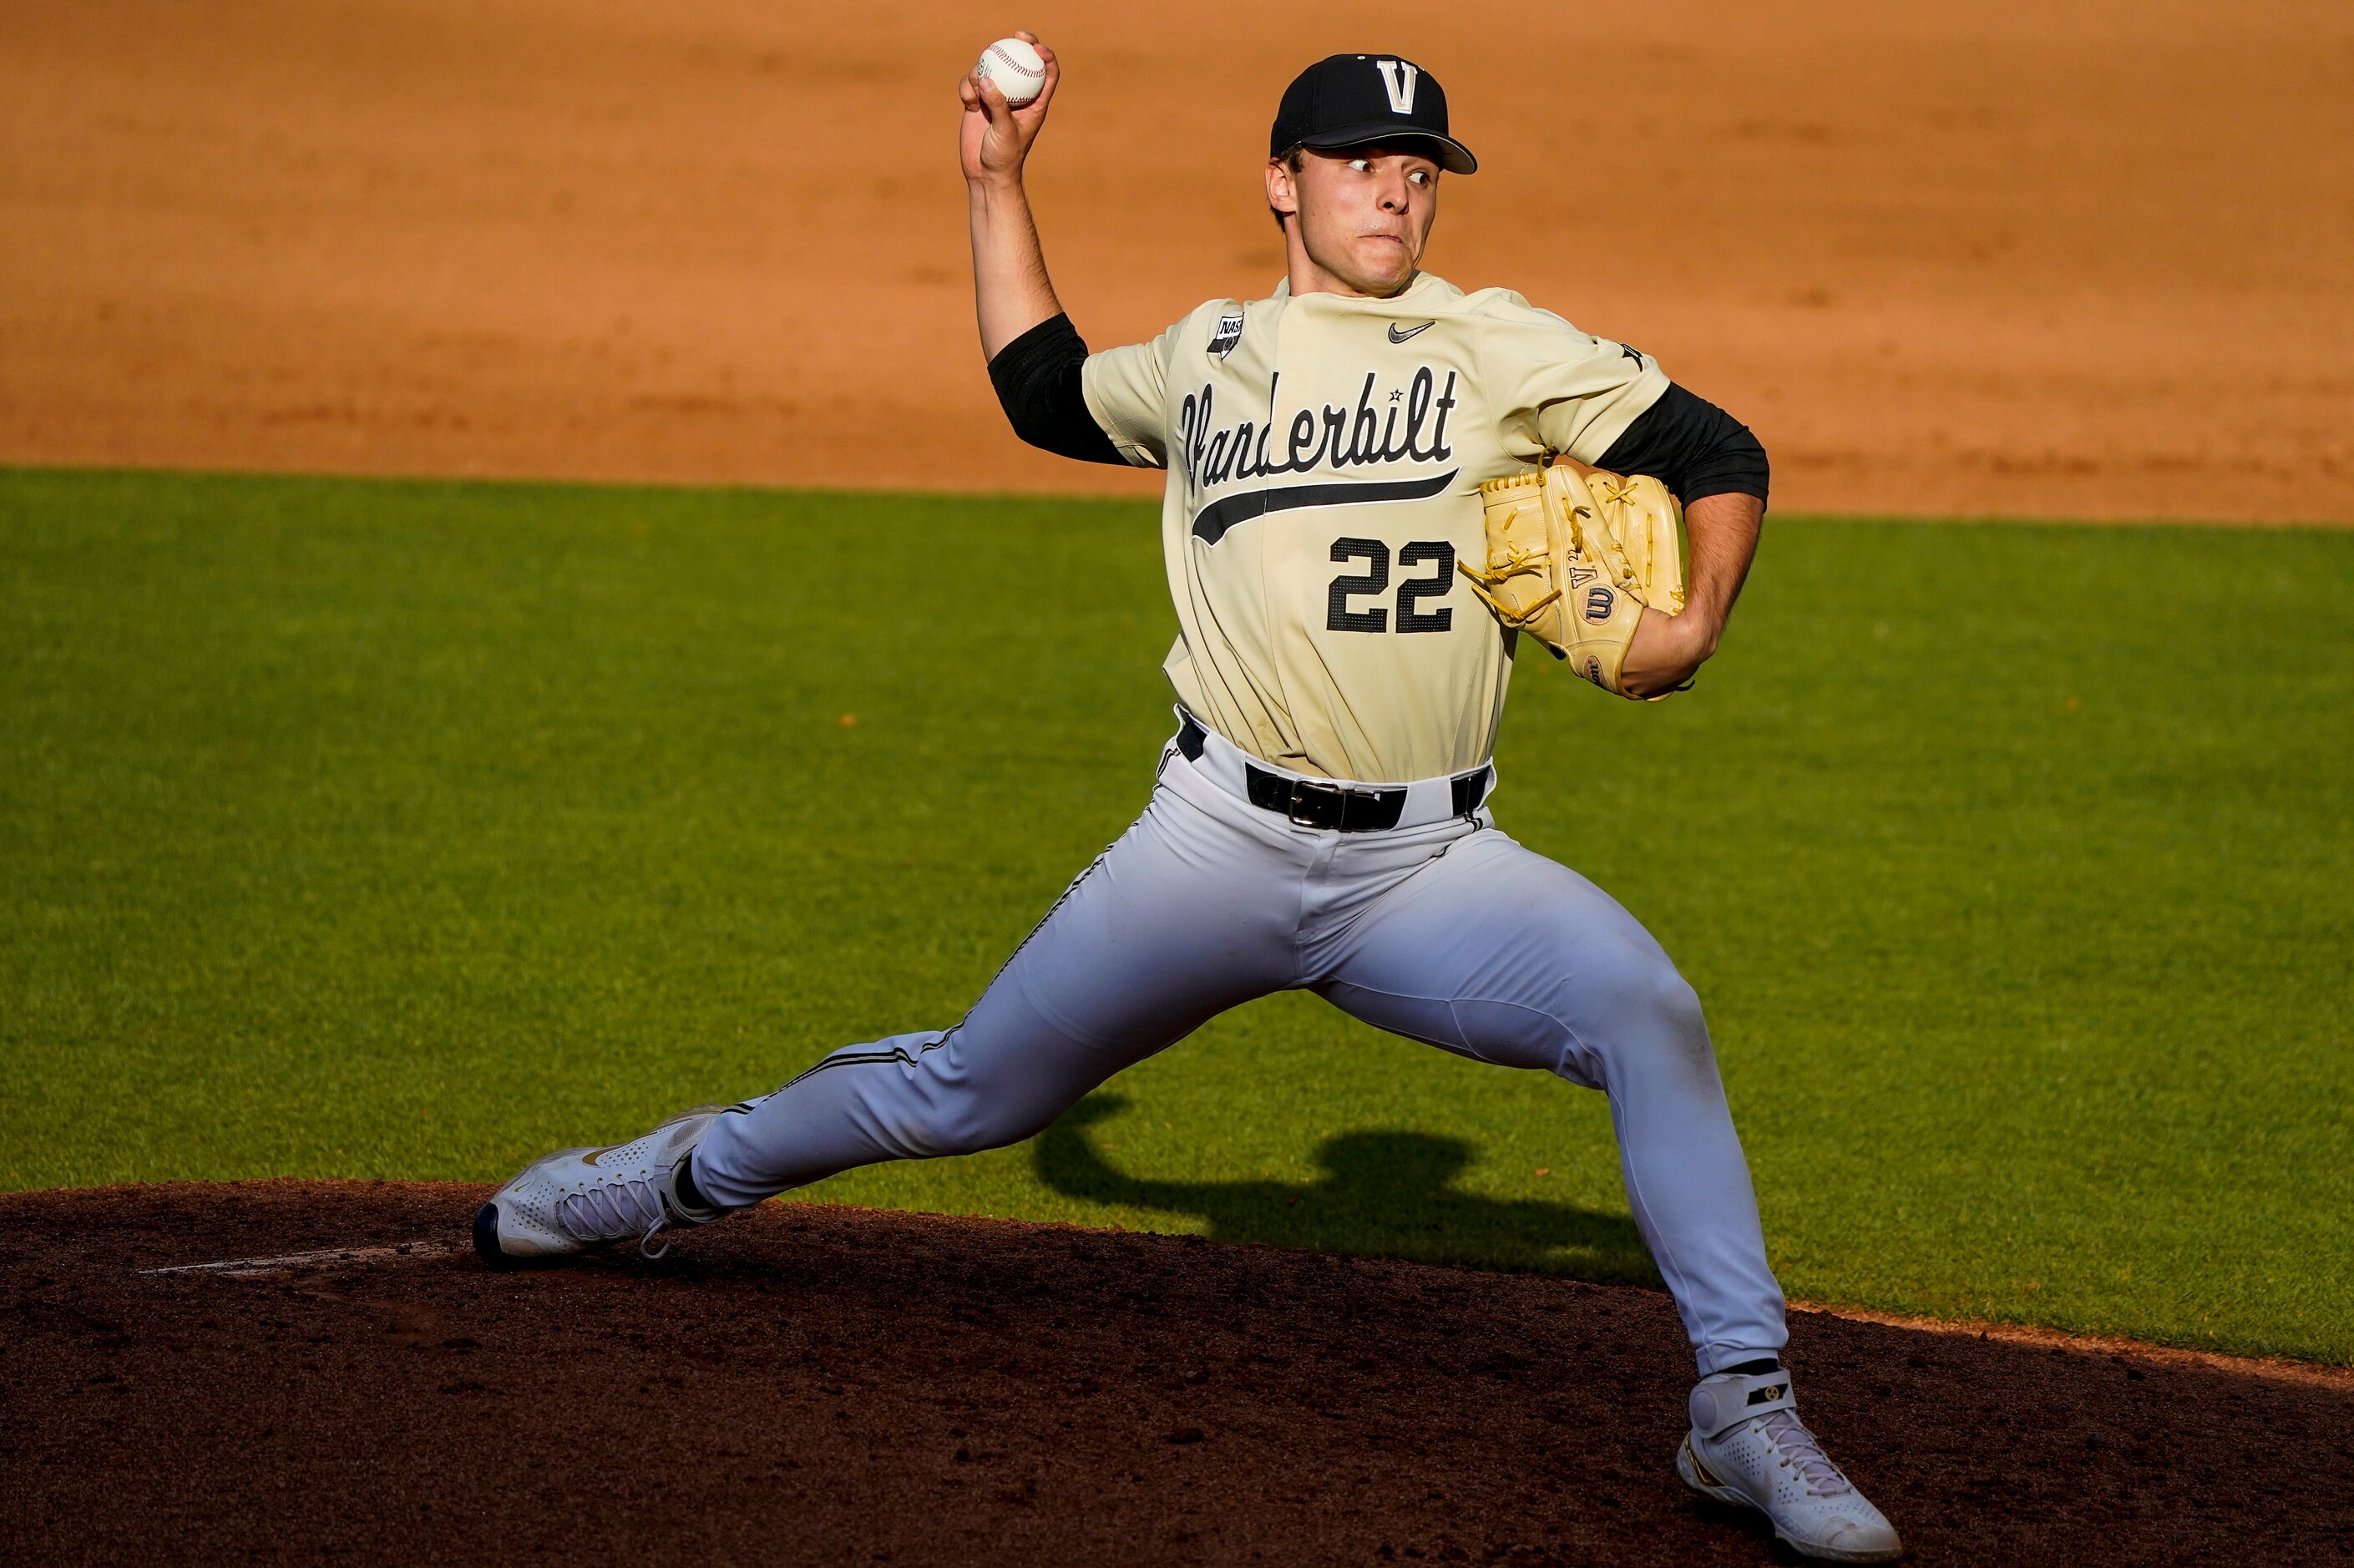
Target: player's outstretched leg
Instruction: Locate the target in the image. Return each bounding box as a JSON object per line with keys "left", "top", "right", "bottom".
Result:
{"left": 686, "top": 770, "right": 1293, "bottom": 1206}
{"left": 474, "top": 1104, "right": 728, "bottom": 1267}
{"left": 475, "top": 756, "right": 1298, "bottom": 1262}
{"left": 1315, "top": 827, "right": 1787, "bottom": 1369}
{"left": 1312, "top": 826, "right": 1900, "bottom": 1558}
{"left": 1678, "top": 1367, "right": 1901, "bottom": 1562}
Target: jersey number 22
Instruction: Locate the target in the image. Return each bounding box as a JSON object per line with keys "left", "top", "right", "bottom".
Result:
{"left": 1328, "top": 538, "right": 1455, "bottom": 635}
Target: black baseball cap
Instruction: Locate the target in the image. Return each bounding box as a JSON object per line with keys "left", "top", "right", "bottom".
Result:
{"left": 1269, "top": 54, "right": 1476, "bottom": 175}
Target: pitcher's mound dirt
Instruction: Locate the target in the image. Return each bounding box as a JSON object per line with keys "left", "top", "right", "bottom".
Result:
{"left": 5, "top": 1182, "right": 2350, "bottom": 1565}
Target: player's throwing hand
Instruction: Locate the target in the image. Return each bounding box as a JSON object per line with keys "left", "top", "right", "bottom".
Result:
{"left": 958, "top": 32, "right": 1058, "bottom": 185}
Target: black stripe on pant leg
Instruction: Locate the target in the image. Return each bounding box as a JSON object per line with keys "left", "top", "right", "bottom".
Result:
{"left": 979, "top": 841, "right": 1117, "bottom": 992}
{"left": 780, "top": 1046, "right": 927, "bottom": 1090}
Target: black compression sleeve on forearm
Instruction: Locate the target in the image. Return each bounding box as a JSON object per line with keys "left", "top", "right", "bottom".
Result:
{"left": 1596, "top": 382, "right": 1770, "bottom": 508}
{"left": 986, "top": 313, "right": 1126, "bottom": 466}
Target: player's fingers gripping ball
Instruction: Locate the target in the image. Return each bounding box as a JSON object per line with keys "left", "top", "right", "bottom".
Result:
{"left": 975, "top": 37, "right": 1047, "bottom": 107}
{"left": 1462, "top": 459, "right": 1688, "bottom": 699}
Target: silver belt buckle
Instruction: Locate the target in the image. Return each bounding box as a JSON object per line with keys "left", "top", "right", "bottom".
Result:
{"left": 1287, "top": 780, "right": 1347, "bottom": 828}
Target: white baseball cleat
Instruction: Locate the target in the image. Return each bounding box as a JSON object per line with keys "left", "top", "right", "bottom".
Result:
{"left": 473, "top": 1105, "right": 727, "bottom": 1268}
{"left": 1677, "top": 1367, "right": 1903, "bottom": 1563}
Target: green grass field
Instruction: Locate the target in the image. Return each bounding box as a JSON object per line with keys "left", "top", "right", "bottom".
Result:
{"left": 4, "top": 468, "right": 2349, "bottom": 1363}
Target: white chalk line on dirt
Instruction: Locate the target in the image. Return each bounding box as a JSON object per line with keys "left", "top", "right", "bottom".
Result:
{"left": 1788, "top": 1297, "right": 2354, "bottom": 1393}
{"left": 140, "top": 1241, "right": 458, "bottom": 1278}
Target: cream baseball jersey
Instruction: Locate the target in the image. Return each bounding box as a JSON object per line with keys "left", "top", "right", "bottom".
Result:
{"left": 1082, "top": 271, "right": 1668, "bottom": 782}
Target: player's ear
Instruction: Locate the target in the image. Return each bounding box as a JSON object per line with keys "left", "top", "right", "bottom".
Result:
{"left": 1265, "top": 155, "right": 1299, "bottom": 220}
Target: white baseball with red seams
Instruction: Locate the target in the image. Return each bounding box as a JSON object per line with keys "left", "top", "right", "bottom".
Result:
{"left": 975, "top": 38, "right": 1046, "bottom": 108}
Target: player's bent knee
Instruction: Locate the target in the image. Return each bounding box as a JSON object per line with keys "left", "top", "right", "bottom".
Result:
{"left": 898, "top": 1073, "right": 1078, "bottom": 1160}
{"left": 895, "top": 1095, "right": 1030, "bottom": 1159}
{"left": 1577, "top": 946, "right": 1714, "bottom": 1072}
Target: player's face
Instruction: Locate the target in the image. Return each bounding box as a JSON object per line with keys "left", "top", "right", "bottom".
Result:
{"left": 1270, "top": 146, "right": 1440, "bottom": 298}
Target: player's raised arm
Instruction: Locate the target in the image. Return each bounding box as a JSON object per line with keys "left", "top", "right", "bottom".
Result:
{"left": 960, "top": 37, "right": 1137, "bottom": 468}
{"left": 959, "top": 33, "right": 1064, "bottom": 359}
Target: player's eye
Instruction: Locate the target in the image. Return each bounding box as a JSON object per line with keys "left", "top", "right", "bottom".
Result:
{"left": 1409, "top": 169, "right": 1432, "bottom": 185}
{"left": 1348, "top": 158, "right": 1371, "bottom": 173}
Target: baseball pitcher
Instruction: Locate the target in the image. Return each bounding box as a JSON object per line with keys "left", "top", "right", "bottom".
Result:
{"left": 475, "top": 43, "right": 1900, "bottom": 1562}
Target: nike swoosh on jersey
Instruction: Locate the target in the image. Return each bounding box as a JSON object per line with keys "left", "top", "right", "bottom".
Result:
{"left": 1386, "top": 321, "right": 1435, "bottom": 343}
{"left": 1191, "top": 469, "right": 1460, "bottom": 545}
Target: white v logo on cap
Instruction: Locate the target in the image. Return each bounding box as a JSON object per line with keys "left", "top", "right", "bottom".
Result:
{"left": 1375, "top": 59, "right": 1419, "bottom": 114}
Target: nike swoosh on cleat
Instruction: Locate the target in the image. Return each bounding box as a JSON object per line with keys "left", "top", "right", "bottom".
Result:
{"left": 1386, "top": 321, "right": 1434, "bottom": 343}
{"left": 1683, "top": 1437, "right": 1728, "bottom": 1490}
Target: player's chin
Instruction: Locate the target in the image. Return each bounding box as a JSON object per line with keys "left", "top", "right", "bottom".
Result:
{"left": 1352, "top": 239, "right": 1417, "bottom": 291}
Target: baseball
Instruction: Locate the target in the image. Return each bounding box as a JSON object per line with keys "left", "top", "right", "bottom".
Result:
{"left": 974, "top": 37, "right": 1046, "bottom": 108}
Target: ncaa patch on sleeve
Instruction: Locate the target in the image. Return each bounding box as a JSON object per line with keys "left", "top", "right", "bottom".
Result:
{"left": 1209, "top": 311, "right": 1244, "bottom": 359}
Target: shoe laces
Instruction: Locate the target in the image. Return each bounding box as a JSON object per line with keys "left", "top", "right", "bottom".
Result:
{"left": 1754, "top": 1409, "right": 1853, "bottom": 1497}
{"left": 554, "top": 1177, "right": 673, "bottom": 1255}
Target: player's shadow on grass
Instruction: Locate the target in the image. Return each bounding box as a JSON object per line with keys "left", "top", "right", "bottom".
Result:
{"left": 1034, "top": 1093, "right": 1656, "bottom": 1283}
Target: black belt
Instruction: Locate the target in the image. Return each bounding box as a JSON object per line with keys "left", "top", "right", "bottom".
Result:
{"left": 1177, "top": 716, "right": 1491, "bottom": 833}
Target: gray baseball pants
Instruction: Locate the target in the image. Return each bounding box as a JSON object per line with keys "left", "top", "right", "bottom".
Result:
{"left": 693, "top": 718, "right": 1788, "bottom": 1373}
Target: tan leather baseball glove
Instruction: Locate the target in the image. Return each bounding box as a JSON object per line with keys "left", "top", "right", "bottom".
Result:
{"left": 1460, "top": 458, "right": 1688, "bottom": 699}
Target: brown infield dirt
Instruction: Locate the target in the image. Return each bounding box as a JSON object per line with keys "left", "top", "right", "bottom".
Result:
{"left": 5, "top": 1183, "right": 2351, "bottom": 1565}
{"left": 3, "top": 0, "right": 2351, "bottom": 523}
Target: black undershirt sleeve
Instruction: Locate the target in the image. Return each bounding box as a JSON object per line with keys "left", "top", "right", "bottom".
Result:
{"left": 1595, "top": 382, "right": 1769, "bottom": 508}
{"left": 985, "top": 312, "right": 1125, "bottom": 466}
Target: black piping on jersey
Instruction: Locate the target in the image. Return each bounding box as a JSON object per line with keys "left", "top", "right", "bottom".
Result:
{"left": 770, "top": 839, "right": 1122, "bottom": 1090}
{"left": 1192, "top": 468, "right": 1460, "bottom": 545}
